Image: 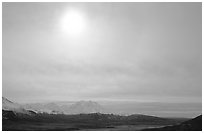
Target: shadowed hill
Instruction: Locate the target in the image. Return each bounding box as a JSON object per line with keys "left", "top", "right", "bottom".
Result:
{"left": 143, "top": 115, "right": 202, "bottom": 131}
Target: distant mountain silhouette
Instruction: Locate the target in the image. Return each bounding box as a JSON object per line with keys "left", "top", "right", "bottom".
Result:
{"left": 143, "top": 115, "right": 202, "bottom": 131}
{"left": 24, "top": 100, "right": 104, "bottom": 114}
{"left": 67, "top": 101, "right": 104, "bottom": 114}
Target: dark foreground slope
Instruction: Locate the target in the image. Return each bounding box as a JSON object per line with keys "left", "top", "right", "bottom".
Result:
{"left": 2, "top": 110, "right": 187, "bottom": 131}
{"left": 143, "top": 115, "right": 202, "bottom": 131}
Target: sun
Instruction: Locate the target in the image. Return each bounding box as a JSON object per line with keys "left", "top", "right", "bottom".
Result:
{"left": 60, "top": 9, "right": 86, "bottom": 36}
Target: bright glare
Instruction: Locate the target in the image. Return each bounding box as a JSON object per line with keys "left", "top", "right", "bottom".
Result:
{"left": 60, "top": 10, "right": 86, "bottom": 36}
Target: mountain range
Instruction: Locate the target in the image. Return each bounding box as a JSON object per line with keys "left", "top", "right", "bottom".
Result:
{"left": 2, "top": 97, "right": 201, "bottom": 131}
{"left": 23, "top": 100, "right": 104, "bottom": 114}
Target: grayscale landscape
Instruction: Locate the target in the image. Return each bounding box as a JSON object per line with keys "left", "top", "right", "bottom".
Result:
{"left": 2, "top": 2, "right": 202, "bottom": 131}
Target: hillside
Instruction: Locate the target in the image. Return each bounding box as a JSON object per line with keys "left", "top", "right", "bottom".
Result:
{"left": 143, "top": 115, "right": 202, "bottom": 131}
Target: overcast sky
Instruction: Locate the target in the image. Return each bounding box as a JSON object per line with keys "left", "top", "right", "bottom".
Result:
{"left": 3, "top": 3, "right": 201, "bottom": 105}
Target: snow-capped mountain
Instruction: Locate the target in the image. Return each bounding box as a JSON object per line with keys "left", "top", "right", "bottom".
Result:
{"left": 3, "top": 97, "right": 105, "bottom": 115}
{"left": 24, "top": 102, "right": 64, "bottom": 114}
{"left": 23, "top": 100, "right": 105, "bottom": 114}
{"left": 2, "top": 97, "right": 30, "bottom": 114}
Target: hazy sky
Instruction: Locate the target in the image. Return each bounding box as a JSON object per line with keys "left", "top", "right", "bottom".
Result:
{"left": 3, "top": 3, "right": 202, "bottom": 105}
